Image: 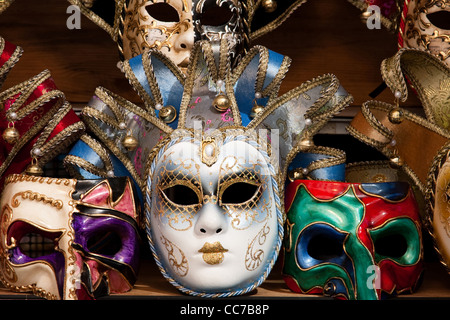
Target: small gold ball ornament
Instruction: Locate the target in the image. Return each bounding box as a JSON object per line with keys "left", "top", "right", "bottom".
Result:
{"left": 360, "top": 11, "right": 372, "bottom": 22}
{"left": 262, "top": 0, "right": 277, "bottom": 13}
{"left": 212, "top": 94, "right": 231, "bottom": 113}
{"left": 250, "top": 104, "right": 264, "bottom": 118}
{"left": 389, "top": 156, "right": 404, "bottom": 168}
{"left": 299, "top": 138, "right": 314, "bottom": 151}
{"left": 158, "top": 105, "right": 177, "bottom": 123}
{"left": 25, "top": 159, "right": 44, "bottom": 176}
{"left": 388, "top": 108, "right": 404, "bottom": 124}
{"left": 2, "top": 125, "right": 19, "bottom": 144}
{"left": 122, "top": 132, "right": 139, "bottom": 151}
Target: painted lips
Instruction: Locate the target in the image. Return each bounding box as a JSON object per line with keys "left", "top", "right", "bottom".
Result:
{"left": 198, "top": 242, "right": 228, "bottom": 265}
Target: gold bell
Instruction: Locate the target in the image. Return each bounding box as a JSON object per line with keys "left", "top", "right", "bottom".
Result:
{"left": 262, "top": 0, "right": 277, "bottom": 13}
{"left": 388, "top": 108, "right": 404, "bottom": 124}
{"left": 250, "top": 104, "right": 264, "bottom": 118}
{"left": 159, "top": 105, "right": 177, "bottom": 123}
{"left": 25, "top": 158, "right": 44, "bottom": 176}
{"left": 360, "top": 11, "right": 372, "bottom": 22}
{"left": 288, "top": 168, "right": 304, "bottom": 182}
{"left": 299, "top": 138, "right": 314, "bottom": 151}
{"left": 122, "top": 131, "right": 138, "bottom": 151}
{"left": 389, "top": 155, "right": 404, "bottom": 168}
{"left": 2, "top": 123, "right": 19, "bottom": 144}
{"left": 212, "top": 94, "right": 231, "bottom": 113}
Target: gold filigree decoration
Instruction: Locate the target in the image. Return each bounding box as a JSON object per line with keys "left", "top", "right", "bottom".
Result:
{"left": 11, "top": 191, "right": 64, "bottom": 210}
{"left": 155, "top": 156, "right": 202, "bottom": 231}
{"left": 245, "top": 223, "right": 270, "bottom": 271}
{"left": 160, "top": 235, "right": 188, "bottom": 277}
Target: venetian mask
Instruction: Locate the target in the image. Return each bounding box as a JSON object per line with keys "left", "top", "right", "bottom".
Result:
{"left": 146, "top": 129, "right": 280, "bottom": 296}
{"left": 69, "top": 0, "right": 306, "bottom": 64}
{"left": 65, "top": 39, "right": 353, "bottom": 296}
{"left": 122, "top": 0, "right": 243, "bottom": 63}
{"left": 401, "top": 0, "right": 450, "bottom": 66}
{"left": 0, "top": 174, "right": 140, "bottom": 300}
{"left": 283, "top": 179, "right": 424, "bottom": 300}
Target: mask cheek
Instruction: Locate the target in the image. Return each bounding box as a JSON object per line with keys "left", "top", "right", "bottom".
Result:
{"left": 369, "top": 218, "right": 424, "bottom": 293}
{"left": 295, "top": 223, "right": 353, "bottom": 299}
{"left": 6, "top": 220, "right": 66, "bottom": 298}
{"left": 72, "top": 214, "right": 140, "bottom": 298}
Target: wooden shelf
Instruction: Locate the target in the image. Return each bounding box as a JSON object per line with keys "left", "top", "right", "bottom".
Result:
{"left": 1, "top": 258, "right": 450, "bottom": 300}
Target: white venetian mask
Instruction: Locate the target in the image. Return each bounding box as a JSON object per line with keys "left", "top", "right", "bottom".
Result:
{"left": 147, "top": 130, "right": 280, "bottom": 296}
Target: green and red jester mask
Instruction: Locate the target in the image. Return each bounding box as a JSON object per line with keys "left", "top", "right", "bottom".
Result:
{"left": 283, "top": 180, "right": 424, "bottom": 300}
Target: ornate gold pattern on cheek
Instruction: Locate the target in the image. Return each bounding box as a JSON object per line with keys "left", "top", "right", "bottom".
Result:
{"left": 245, "top": 223, "right": 270, "bottom": 271}
{"left": 155, "top": 156, "right": 202, "bottom": 231}
{"left": 11, "top": 191, "right": 64, "bottom": 210}
{"left": 160, "top": 234, "right": 189, "bottom": 277}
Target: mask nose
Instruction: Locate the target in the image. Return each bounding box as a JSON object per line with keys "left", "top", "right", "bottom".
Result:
{"left": 194, "top": 203, "right": 227, "bottom": 236}
{"left": 173, "top": 25, "right": 195, "bottom": 52}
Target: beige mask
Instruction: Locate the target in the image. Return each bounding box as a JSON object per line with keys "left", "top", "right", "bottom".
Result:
{"left": 122, "top": 0, "right": 195, "bottom": 66}
{"left": 401, "top": 0, "right": 450, "bottom": 66}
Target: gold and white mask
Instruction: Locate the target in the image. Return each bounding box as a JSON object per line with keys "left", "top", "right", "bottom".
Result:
{"left": 148, "top": 129, "right": 279, "bottom": 296}
{"left": 401, "top": 0, "right": 450, "bottom": 66}
{"left": 122, "top": 0, "right": 195, "bottom": 66}
{"left": 67, "top": 39, "right": 353, "bottom": 297}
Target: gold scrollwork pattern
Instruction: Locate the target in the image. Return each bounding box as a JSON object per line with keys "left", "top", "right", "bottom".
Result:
{"left": 11, "top": 191, "right": 64, "bottom": 210}
{"left": 160, "top": 234, "right": 189, "bottom": 277}
{"left": 245, "top": 223, "right": 270, "bottom": 271}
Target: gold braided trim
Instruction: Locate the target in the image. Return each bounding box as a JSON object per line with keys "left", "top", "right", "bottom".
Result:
{"left": 0, "top": 0, "right": 15, "bottom": 14}
{"left": 424, "top": 141, "right": 450, "bottom": 274}
{"left": 0, "top": 37, "right": 22, "bottom": 88}
{"left": 229, "top": 44, "right": 291, "bottom": 101}
{"left": 80, "top": 87, "right": 170, "bottom": 190}
{"left": 250, "top": 0, "right": 308, "bottom": 40}
{"left": 67, "top": 0, "right": 126, "bottom": 41}
{"left": 63, "top": 134, "right": 114, "bottom": 179}
{"left": 287, "top": 146, "right": 346, "bottom": 183}
{"left": 381, "top": 48, "right": 450, "bottom": 129}
{"left": 121, "top": 48, "right": 185, "bottom": 111}
{"left": 0, "top": 64, "right": 84, "bottom": 171}
{"left": 177, "top": 40, "right": 242, "bottom": 128}
{"left": 347, "top": 100, "right": 450, "bottom": 194}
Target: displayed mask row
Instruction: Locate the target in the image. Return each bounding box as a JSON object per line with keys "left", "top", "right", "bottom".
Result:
{"left": 0, "top": 0, "right": 443, "bottom": 301}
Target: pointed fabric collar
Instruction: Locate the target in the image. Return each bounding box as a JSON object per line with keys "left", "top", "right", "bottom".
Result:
{"left": 65, "top": 40, "right": 353, "bottom": 204}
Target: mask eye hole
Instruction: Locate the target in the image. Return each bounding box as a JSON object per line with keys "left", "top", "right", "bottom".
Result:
{"left": 427, "top": 11, "right": 450, "bottom": 30}
{"left": 307, "top": 233, "right": 345, "bottom": 261}
{"left": 220, "top": 182, "right": 260, "bottom": 205}
{"left": 161, "top": 184, "right": 201, "bottom": 206}
{"left": 200, "top": 4, "right": 234, "bottom": 26}
{"left": 18, "top": 233, "right": 56, "bottom": 258}
{"left": 87, "top": 231, "right": 122, "bottom": 256}
{"left": 146, "top": 3, "right": 180, "bottom": 23}
{"left": 374, "top": 234, "right": 407, "bottom": 258}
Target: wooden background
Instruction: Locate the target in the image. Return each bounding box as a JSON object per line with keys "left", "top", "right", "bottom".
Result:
{"left": 0, "top": 0, "right": 421, "bottom": 111}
